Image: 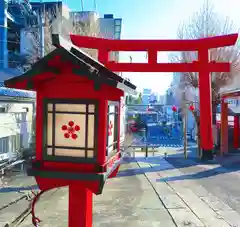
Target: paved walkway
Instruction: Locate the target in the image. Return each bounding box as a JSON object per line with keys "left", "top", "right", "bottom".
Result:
{"left": 19, "top": 160, "right": 177, "bottom": 227}
{"left": 0, "top": 172, "right": 38, "bottom": 226}
{"left": 15, "top": 153, "right": 240, "bottom": 227}
{"left": 137, "top": 156, "right": 240, "bottom": 227}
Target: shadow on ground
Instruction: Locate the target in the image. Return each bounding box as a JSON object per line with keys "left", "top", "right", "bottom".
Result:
{"left": 118, "top": 145, "right": 240, "bottom": 183}
{"left": 0, "top": 185, "right": 39, "bottom": 193}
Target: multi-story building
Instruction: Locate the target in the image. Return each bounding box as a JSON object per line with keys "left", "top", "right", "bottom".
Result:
{"left": 99, "top": 14, "right": 122, "bottom": 62}
{"left": 142, "top": 88, "right": 151, "bottom": 105}
{"left": 69, "top": 12, "right": 122, "bottom": 63}
{"left": 5, "top": 0, "right": 39, "bottom": 71}
{"left": 0, "top": 0, "right": 36, "bottom": 163}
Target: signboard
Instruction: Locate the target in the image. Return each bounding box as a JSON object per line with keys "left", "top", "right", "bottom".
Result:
{"left": 119, "top": 97, "right": 125, "bottom": 144}
{"left": 107, "top": 104, "right": 115, "bottom": 154}
{"left": 225, "top": 98, "right": 239, "bottom": 106}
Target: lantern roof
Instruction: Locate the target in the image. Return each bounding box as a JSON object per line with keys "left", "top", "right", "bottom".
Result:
{"left": 4, "top": 34, "right": 137, "bottom": 95}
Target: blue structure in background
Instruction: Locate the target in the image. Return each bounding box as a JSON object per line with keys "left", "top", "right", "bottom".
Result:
{"left": 146, "top": 122, "right": 183, "bottom": 147}
{"left": 0, "top": 0, "right": 38, "bottom": 100}
{"left": 142, "top": 88, "right": 152, "bottom": 105}
{"left": 0, "top": 0, "right": 8, "bottom": 69}
{"left": 0, "top": 87, "right": 36, "bottom": 98}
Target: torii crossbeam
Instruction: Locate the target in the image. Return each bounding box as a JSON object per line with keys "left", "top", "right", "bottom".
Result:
{"left": 71, "top": 33, "right": 238, "bottom": 160}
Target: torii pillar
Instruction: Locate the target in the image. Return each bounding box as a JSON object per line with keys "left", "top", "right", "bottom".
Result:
{"left": 198, "top": 49, "right": 214, "bottom": 160}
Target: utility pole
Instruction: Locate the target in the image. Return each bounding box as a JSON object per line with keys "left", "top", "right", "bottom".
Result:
{"left": 93, "top": 0, "right": 97, "bottom": 11}
{"left": 183, "top": 102, "right": 187, "bottom": 159}
{"left": 129, "top": 56, "right": 132, "bottom": 63}
{"left": 181, "top": 85, "right": 187, "bottom": 159}
{"left": 81, "top": 0, "right": 84, "bottom": 11}
{"left": 39, "top": 0, "right": 44, "bottom": 57}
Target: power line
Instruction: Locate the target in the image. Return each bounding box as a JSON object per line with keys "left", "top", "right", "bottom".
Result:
{"left": 81, "top": 0, "right": 84, "bottom": 11}
{"left": 94, "top": 0, "right": 97, "bottom": 11}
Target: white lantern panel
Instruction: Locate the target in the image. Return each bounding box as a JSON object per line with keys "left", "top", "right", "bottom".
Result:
{"left": 120, "top": 97, "right": 125, "bottom": 144}
{"left": 47, "top": 148, "right": 52, "bottom": 155}
{"left": 108, "top": 113, "right": 115, "bottom": 153}
{"left": 109, "top": 105, "right": 115, "bottom": 113}
{"left": 88, "top": 115, "right": 95, "bottom": 148}
{"left": 48, "top": 104, "right": 53, "bottom": 111}
{"left": 55, "top": 148, "right": 85, "bottom": 157}
{"left": 55, "top": 104, "right": 86, "bottom": 112}
{"left": 87, "top": 150, "right": 94, "bottom": 158}
{"left": 88, "top": 105, "right": 95, "bottom": 113}
{"left": 55, "top": 113, "right": 86, "bottom": 147}
{"left": 47, "top": 113, "right": 53, "bottom": 146}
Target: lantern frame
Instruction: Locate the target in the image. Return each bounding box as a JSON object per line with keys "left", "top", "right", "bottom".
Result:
{"left": 106, "top": 101, "right": 119, "bottom": 158}
{"left": 42, "top": 98, "right": 99, "bottom": 163}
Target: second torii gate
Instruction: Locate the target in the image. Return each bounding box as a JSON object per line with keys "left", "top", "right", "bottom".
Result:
{"left": 70, "top": 33, "right": 238, "bottom": 160}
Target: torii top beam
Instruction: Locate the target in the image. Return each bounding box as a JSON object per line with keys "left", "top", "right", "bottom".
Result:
{"left": 70, "top": 33, "right": 238, "bottom": 73}
{"left": 71, "top": 33, "right": 238, "bottom": 51}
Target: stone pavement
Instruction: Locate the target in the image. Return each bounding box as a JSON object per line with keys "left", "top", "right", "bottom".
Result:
{"left": 0, "top": 172, "right": 38, "bottom": 226}
{"left": 138, "top": 156, "right": 240, "bottom": 227}
{"left": 18, "top": 161, "right": 177, "bottom": 227}
{"left": 14, "top": 153, "right": 240, "bottom": 227}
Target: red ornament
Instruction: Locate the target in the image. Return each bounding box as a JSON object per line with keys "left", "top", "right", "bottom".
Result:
{"left": 61, "top": 125, "right": 67, "bottom": 130}
{"left": 72, "top": 134, "right": 78, "bottom": 140}
{"left": 68, "top": 121, "right": 74, "bottom": 127}
{"left": 64, "top": 133, "right": 70, "bottom": 138}
{"left": 189, "top": 105, "right": 195, "bottom": 111}
{"left": 172, "top": 106, "right": 177, "bottom": 112}
{"left": 75, "top": 125, "right": 80, "bottom": 131}
{"left": 108, "top": 121, "right": 113, "bottom": 136}
{"left": 62, "top": 121, "right": 80, "bottom": 140}
{"left": 68, "top": 127, "right": 74, "bottom": 132}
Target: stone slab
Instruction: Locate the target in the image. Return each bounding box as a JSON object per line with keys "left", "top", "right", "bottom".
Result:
{"left": 168, "top": 209, "right": 204, "bottom": 227}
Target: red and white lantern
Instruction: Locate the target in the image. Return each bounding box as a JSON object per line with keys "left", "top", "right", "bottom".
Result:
{"left": 172, "top": 105, "right": 177, "bottom": 112}
{"left": 189, "top": 105, "right": 195, "bottom": 111}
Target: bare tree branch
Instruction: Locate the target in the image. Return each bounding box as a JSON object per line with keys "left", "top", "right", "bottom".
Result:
{"left": 172, "top": 2, "right": 240, "bottom": 108}
{"left": 28, "top": 6, "right": 101, "bottom": 65}
{"left": 170, "top": 2, "right": 240, "bottom": 151}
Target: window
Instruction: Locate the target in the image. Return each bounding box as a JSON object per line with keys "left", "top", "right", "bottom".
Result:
{"left": 114, "top": 19, "right": 122, "bottom": 26}
{"left": 114, "top": 32, "right": 121, "bottom": 40}
{"left": 106, "top": 102, "right": 119, "bottom": 158}
{"left": 0, "top": 137, "right": 9, "bottom": 154}
{"left": 227, "top": 99, "right": 237, "bottom": 105}
{"left": 115, "top": 25, "right": 121, "bottom": 33}
{"left": 43, "top": 99, "right": 98, "bottom": 162}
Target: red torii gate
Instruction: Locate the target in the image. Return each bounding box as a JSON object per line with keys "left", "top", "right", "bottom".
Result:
{"left": 71, "top": 33, "right": 238, "bottom": 160}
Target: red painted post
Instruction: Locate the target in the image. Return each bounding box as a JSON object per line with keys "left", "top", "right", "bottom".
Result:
{"left": 98, "top": 48, "right": 109, "bottom": 64}
{"left": 221, "top": 100, "right": 228, "bottom": 155}
{"left": 198, "top": 49, "right": 214, "bottom": 160}
{"left": 68, "top": 184, "right": 93, "bottom": 227}
{"left": 233, "top": 115, "right": 239, "bottom": 149}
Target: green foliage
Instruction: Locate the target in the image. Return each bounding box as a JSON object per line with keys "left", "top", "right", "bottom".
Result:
{"left": 136, "top": 93, "right": 143, "bottom": 104}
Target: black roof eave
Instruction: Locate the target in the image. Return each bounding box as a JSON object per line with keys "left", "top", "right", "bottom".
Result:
{"left": 4, "top": 35, "right": 137, "bottom": 95}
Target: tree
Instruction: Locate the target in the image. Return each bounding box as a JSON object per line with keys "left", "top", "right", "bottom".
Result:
{"left": 26, "top": 6, "right": 101, "bottom": 154}
{"left": 26, "top": 5, "right": 101, "bottom": 66}
{"left": 136, "top": 93, "right": 143, "bottom": 104}
{"left": 172, "top": 2, "right": 240, "bottom": 156}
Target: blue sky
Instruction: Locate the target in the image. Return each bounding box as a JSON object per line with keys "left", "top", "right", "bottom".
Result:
{"left": 64, "top": 0, "right": 187, "bottom": 94}
{"left": 36, "top": 0, "right": 240, "bottom": 94}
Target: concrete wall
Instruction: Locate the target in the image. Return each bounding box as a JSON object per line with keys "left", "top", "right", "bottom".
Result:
{"left": 0, "top": 102, "right": 34, "bottom": 162}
